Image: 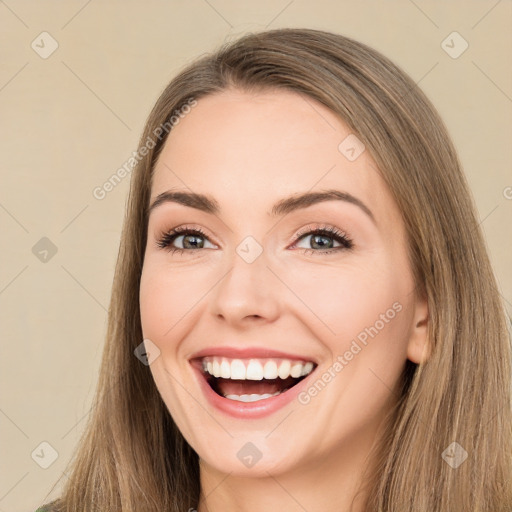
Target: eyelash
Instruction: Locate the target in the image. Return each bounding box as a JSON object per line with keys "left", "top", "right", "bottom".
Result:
{"left": 293, "top": 225, "right": 354, "bottom": 254}
{"left": 155, "top": 224, "right": 354, "bottom": 256}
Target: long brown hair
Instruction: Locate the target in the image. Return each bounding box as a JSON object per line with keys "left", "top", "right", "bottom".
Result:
{"left": 42, "top": 28, "right": 512, "bottom": 511}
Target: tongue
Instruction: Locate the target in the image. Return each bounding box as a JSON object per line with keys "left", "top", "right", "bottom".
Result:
{"left": 215, "top": 377, "right": 298, "bottom": 397}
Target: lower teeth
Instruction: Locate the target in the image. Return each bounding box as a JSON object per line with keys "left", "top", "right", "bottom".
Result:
{"left": 224, "top": 391, "right": 283, "bottom": 402}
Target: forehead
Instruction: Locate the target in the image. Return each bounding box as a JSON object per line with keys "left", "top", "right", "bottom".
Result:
{"left": 151, "top": 89, "right": 399, "bottom": 228}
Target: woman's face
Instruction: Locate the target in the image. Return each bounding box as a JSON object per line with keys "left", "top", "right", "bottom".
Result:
{"left": 139, "top": 89, "right": 428, "bottom": 477}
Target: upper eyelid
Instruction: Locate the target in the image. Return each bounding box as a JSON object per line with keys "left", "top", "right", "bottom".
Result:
{"left": 169, "top": 225, "right": 219, "bottom": 245}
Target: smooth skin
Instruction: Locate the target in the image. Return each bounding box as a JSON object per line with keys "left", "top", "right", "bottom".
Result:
{"left": 139, "top": 89, "right": 429, "bottom": 512}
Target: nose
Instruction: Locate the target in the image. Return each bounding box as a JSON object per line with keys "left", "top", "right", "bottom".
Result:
{"left": 208, "top": 246, "right": 282, "bottom": 327}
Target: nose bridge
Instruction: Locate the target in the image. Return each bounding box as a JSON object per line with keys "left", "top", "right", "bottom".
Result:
{"left": 210, "top": 236, "right": 280, "bottom": 323}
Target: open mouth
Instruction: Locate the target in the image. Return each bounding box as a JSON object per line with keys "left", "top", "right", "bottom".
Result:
{"left": 195, "top": 356, "right": 316, "bottom": 402}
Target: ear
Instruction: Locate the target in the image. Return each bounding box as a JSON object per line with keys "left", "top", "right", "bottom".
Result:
{"left": 406, "top": 292, "right": 430, "bottom": 364}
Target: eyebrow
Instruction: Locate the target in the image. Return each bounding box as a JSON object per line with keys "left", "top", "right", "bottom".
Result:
{"left": 147, "top": 189, "right": 375, "bottom": 223}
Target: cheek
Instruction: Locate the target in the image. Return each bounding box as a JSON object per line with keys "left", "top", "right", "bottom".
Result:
{"left": 139, "top": 261, "right": 208, "bottom": 344}
{"left": 139, "top": 264, "right": 207, "bottom": 430}
{"left": 286, "top": 262, "right": 403, "bottom": 341}
{"left": 139, "top": 269, "right": 170, "bottom": 341}
{"left": 283, "top": 254, "right": 414, "bottom": 387}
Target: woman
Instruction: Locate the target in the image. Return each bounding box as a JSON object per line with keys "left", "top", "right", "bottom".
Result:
{"left": 38, "top": 28, "right": 512, "bottom": 511}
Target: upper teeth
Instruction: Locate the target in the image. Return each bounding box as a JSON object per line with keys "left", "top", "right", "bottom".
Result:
{"left": 202, "top": 357, "right": 314, "bottom": 380}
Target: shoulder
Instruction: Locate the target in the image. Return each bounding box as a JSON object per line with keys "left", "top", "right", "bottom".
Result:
{"left": 35, "top": 498, "right": 60, "bottom": 512}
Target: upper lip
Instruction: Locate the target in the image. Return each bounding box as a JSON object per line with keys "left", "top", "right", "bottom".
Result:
{"left": 189, "top": 346, "right": 317, "bottom": 363}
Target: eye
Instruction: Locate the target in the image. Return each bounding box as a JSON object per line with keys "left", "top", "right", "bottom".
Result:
{"left": 291, "top": 225, "right": 353, "bottom": 255}
{"left": 156, "top": 226, "right": 216, "bottom": 254}
{"left": 155, "top": 224, "right": 353, "bottom": 256}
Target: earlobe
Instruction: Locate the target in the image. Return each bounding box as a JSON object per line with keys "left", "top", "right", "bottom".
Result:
{"left": 406, "top": 296, "right": 430, "bottom": 364}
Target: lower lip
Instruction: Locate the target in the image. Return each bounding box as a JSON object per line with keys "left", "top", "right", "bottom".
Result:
{"left": 191, "top": 364, "right": 314, "bottom": 419}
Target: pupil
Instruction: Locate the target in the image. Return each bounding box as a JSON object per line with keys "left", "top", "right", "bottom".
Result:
{"left": 184, "top": 235, "right": 203, "bottom": 249}
{"left": 311, "top": 234, "right": 332, "bottom": 249}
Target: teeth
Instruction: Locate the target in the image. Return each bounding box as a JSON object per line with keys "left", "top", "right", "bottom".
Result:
{"left": 278, "top": 360, "right": 291, "bottom": 379}
{"left": 231, "top": 359, "right": 246, "bottom": 379}
{"left": 201, "top": 356, "right": 315, "bottom": 380}
{"left": 224, "top": 391, "right": 281, "bottom": 402}
{"left": 220, "top": 359, "right": 231, "bottom": 378}
{"left": 263, "top": 360, "right": 278, "bottom": 379}
{"left": 246, "top": 359, "right": 264, "bottom": 380}
{"left": 302, "top": 362, "right": 314, "bottom": 376}
{"left": 212, "top": 359, "right": 221, "bottom": 377}
{"left": 290, "top": 362, "right": 303, "bottom": 378}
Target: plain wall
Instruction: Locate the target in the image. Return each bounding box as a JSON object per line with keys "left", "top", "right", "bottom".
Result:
{"left": 0, "top": 1, "right": 510, "bottom": 510}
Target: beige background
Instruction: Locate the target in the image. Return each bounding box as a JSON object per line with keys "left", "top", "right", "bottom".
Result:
{"left": 0, "top": 1, "right": 510, "bottom": 510}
